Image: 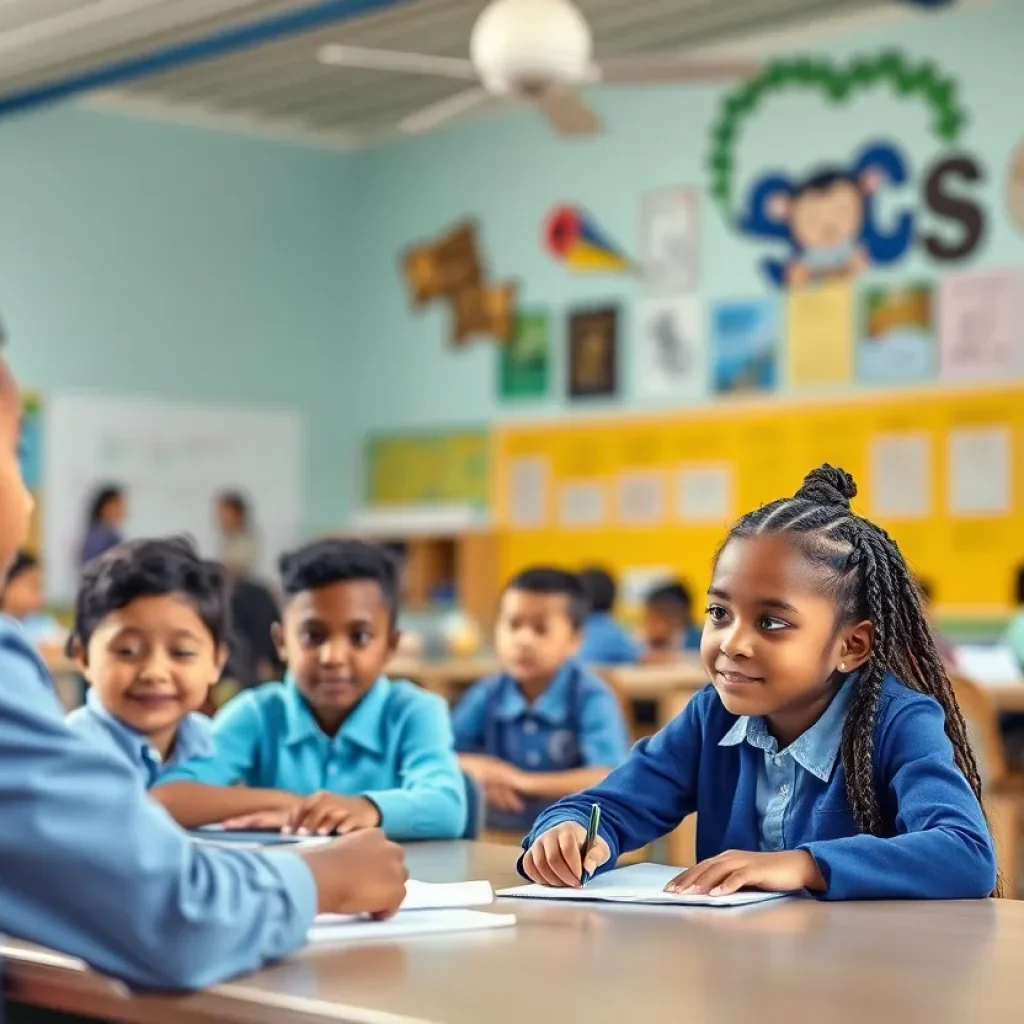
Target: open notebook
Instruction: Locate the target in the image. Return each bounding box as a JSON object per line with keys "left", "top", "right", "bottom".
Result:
{"left": 498, "top": 863, "right": 789, "bottom": 908}
{"left": 188, "top": 828, "right": 331, "bottom": 850}
{"left": 310, "top": 879, "right": 512, "bottom": 944}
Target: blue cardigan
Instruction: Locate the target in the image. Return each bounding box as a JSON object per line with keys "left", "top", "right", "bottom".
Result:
{"left": 526, "top": 676, "right": 996, "bottom": 900}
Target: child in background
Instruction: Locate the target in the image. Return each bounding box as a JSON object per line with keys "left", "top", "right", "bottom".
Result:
{"left": 78, "top": 484, "right": 126, "bottom": 567}
{"left": 640, "top": 579, "right": 702, "bottom": 660}
{"left": 453, "top": 567, "right": 630, "bottom": 832}
{"left": 578, "top": 567, "right": 639, "bottom": 665}
{"left": 523, "top": 466, "right": 994, "bottom": 901}
{"left": 2, "top": 551, "right": 65, "bottom": 653}
{"left": 65, "top": 538, "right": 223, "bottom": 788}
{"left": 155, "top": 539, "right": 466, "bottom": 840}
{"left": 216, "top": 490, "right": 260, "bottom": 579}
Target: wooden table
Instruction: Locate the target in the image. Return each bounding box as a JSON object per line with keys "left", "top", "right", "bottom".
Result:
{"left": 5, "top": 841, "right": 1024, "bottom": 1024}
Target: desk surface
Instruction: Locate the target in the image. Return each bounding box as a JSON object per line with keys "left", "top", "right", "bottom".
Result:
{"left": 5, "top": 841, "right": 1024, "bottom": 1024}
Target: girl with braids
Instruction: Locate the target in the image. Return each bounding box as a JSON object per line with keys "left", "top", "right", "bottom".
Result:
{"left": 522, "top": 465, "right": 995, "bottom": 900}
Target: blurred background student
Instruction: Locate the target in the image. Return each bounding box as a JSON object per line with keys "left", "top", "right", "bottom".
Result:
{"left": 578, "top": 567, "right": 638, "bottom": 666}
{"left": 639, "top": 580, "right": 702, "bottom": 662}
{"left": 216, "top": 490, "right": 260, "bottom": 579}
{"left": 78, "top": 484, "right": 127, "bottom": 568}
{"left": 1, "top": 552, "right": 65, "bottom": 656}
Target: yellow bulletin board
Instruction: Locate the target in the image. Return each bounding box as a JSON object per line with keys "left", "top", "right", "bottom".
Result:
{"left": 495, "top": 386, "right": 1024, "bottom": 610}
{"left": 366, "top": 428, "right": 489, "bottom": 508}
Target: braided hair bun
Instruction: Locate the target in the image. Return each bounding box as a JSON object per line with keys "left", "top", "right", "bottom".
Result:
{"left": 794, "top": 464, "right": 858, "bottom": 510}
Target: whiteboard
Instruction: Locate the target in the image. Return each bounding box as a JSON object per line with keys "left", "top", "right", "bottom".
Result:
{"left": 44, "top": 393, "right": 304, "bottom": 604}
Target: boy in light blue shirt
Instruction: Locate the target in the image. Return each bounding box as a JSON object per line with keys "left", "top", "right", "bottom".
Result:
{"left": 577, "top": 567, "right": 640, "bottom": 665}
{"left": 1, "top": 551, "right": 64, "bottom": 650}
{"left": 66, "top": 537, "right": 224, "bottom": 787}
{"left": 454, "top": 567, "right": 630, "bottom": 832}
{"left": 156, "top": 538, "right": 466, "bottom": 840}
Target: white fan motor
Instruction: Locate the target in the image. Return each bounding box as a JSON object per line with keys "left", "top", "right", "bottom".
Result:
{"left": 469, "top": 0, "right": 593, "bottom": 95}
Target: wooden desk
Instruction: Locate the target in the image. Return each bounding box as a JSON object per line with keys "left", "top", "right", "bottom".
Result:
{"left": 6, "top": 841, "right": 1024, "bottom": 1024}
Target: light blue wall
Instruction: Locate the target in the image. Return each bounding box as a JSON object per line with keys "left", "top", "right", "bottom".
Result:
{"left": 342, "top": 0, "right": 1024, "bottom": 516}
{"left": 0, "top": 107, "right": 354, "bottom": 531}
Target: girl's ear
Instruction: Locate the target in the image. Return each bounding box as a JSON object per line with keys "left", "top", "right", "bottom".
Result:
{"left": 215, "top": 644, "right": 229, "bottom": 676}
{"left": 70, "top": 635, "right": 88, "bottom": 673}
{"left": 839, "top": 620, "right": 874, "bottom": 672}
{"left": 387, "top": 628, "right": 402, "bottom": 657}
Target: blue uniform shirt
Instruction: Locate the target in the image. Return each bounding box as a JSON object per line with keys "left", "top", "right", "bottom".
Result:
{"left": 527, "top": 676, "right": 996, "bottom": 900}
{"left": 578, "top": 612, "right": 640, "bottom": 666}
{"left": 453, "top": 660, "right": 630, "bottom": 831}
{"left": 159, "top": 674, "right": 466, "bottom": 841}
{"left": 719, "top": 673, "right": 855, "bottom": 852}
{"left": 0, "top": 616, "right": 316, "bottom": 990}
{"left": 67, "top": 688, "right": 215, "bottom": 788}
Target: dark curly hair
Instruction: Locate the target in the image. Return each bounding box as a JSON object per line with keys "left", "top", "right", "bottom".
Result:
{"left": 723, "top": 464, "right": 983, "bottom": 838}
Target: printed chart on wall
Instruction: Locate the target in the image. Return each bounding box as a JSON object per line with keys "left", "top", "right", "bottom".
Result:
{"left": 495, "top": 385, "right": 1024, "bottom": 606}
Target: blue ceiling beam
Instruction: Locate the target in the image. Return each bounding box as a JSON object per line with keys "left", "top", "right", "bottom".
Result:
{"left": 0, "top": 0, "right": 417, "bottom": 120}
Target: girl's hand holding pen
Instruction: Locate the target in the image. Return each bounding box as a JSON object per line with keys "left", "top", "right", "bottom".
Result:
{"left": 523, "top": 823, "right": 611, "bottom": 888}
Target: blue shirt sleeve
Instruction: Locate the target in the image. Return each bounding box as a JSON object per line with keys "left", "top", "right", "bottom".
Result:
{"left": 364, "top": 689, "right": 466, "bottom": 841}
{"left": 158, "top": 691, "right": 263, "bottom": 786}
{"left": 525, "top": 691, "right": 706, "bottom": 868}
{"left": 800, "top": 694, "right": 996, "bottom": 900}
{"left": 577, "top": 683, "right": 631, "bottom": 768}
{"left": 451, "top": 680, "right": 493, "bottom": 754}
{"left": 0, "top": 628, "right": 316, "bottom": 990}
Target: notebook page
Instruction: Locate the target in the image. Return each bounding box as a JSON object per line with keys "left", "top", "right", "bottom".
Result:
{"left": 315, "top": 879, "right": 494, "bottom": 925}
{"left": 309, "top": 909, "right": 516, "bottom": 944}
{"left": 498, "top": 863, "right": 788, "bottom": 907}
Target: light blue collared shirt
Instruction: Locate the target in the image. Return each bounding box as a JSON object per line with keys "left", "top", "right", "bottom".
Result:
{"left": 452, "top": 659, "right": 631, "bottom": 831}
{"left": 579, "top": 612, "right": 641, "bottom": 666}
{"left": 67, "top": 689, "right": 215, "bottom": 788}
{"left": 158, "top": 675, "right": 466, "bottom": 841}
{"left": 719, "top": 675, "right": 856, "bottom": 853}
{"left": 0, "top": 616, "right": 316, "bottom": 990}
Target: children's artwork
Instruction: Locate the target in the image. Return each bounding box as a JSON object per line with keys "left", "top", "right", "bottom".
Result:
{"left": 507, "top": 456, "right": 548, "bottom": 527}
{"left": 676, "top": 464, "right": 733, "bottom": 522}
{"left": 638, "top": 187, "right": 699, "bottom": 293}
{"left": 711, "top": 299, "right": 779, "bottom": 394}
{"left": 869, "top": 433, "right": 931, "bottom": 519}
{"left": 1007, "top": 141, "right": 1024, "bottom": 234}
{"left": 636, "top": 297, "right": 704, "bottom": 399}
{"left": 938, "top": 269, "right": 1024, "bottom": 380}
{"left": 568, "top": 307, "right": 618, "bottom": 399}
{"left": 558, "top": 481, "right": 606, "bottom": 527}
{"left": 948, "top": 427, "right": 1010, "bottom": 516}
{"left": 786, "top": 281, "right": 854, "bottom": 387}
{"left": 544, "top": 205, "right": 632, "bottom": 274}
{"left": 708, "top": 52, "right": 987, "bottom": 289}
{"left": 499, "top": 310, "right": 550, "bottom": 400}
{"left": 19, "top": 392, "right": 43, "bottom": 554}
{"left": 615, "top": 471, "right": 665, "bottom": 526}
{"left": 400, "top": 220, "right": 516, "bottom": 346}
{"left": 858, "top": 283, "right": 935, "bottom": 384}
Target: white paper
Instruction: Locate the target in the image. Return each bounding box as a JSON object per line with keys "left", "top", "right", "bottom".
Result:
{"left": 676, "top": 464, "right": 732, "bottom": 522}
{"left": 498, "top": 863, "right": 787, "bottom": 908}
{"left": 869, "top": 433, "right": 930, "bottom": 519}
{"left": 309, "top": 909, "right": 516, "bottom": 944}
{"left": 638, "top": 187, "right": 699, "bottom": 293}
{"left": 315, "top": 881, "right": 494, "bottom": 924}
{"left": 635, "top": 296, "right": 705, "bottom": 399}
{"left": 616, "top": 471, "right": 665, "bottom": 525}
{"left": 948, "top": 427, "right": 1010, "bottom": 515}
{"left": 558, "top": 481, "right": 606, "bottom": 526}
{"left": 508, "top": 456, "right": 548, "bottom": 527}
{"left": 954, "top": 645, "right": 1023, "bottom": 686}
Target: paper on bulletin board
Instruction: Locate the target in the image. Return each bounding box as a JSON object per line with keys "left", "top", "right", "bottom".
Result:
{"left": 869, "top": 433, "right": 930, "bottom": 519}
{"left": 508, "top": 456, "right": 548, "bottom": 527}
{"left": 858, "top": 283, "right": 935, "bottom": 384}
{"left": 676, "top": 463, "right": 733, "bottom": 522}
{"left": 558, "top": 481, "right": 606, "bottom": 527}
{"left": 638, "top": 187, "right": 699, "bottom": 293}
{"left": 616, "top": 471, "right": 665, "bottom": 525}
{"left": 636, "top": 296, "right": 705, "bottom": 399}
{"left": 786, "top": 281, "right": 854, "bottom": 387}
{"left": 948, "top": 427, "right": 1010, "bottom": 516}
{"left": 939, "top": 269, "right": 1024, "bottom": 380}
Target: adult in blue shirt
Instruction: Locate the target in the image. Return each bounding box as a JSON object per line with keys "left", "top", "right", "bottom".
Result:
{"left": 0, "top": 348, "right": 408, "bottom": 995}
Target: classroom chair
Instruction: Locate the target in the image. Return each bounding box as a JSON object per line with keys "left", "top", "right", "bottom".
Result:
{"left": 952, "top": 674, "right": 1024, "bottom": 898}
{"left": 461, "top": 772, "right": 485, "bottom": 841}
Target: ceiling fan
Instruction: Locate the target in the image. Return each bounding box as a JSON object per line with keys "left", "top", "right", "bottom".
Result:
{"left": 317, "top": 0, "right": 760, "bottom": 138}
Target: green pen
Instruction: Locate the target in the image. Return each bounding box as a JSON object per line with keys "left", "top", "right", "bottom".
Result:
{"left": 580, "top": 803, "right": 601, "bottom": 886}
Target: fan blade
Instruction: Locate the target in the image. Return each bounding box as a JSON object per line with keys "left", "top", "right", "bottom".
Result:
{"left": 398, "top": 87, "right": 495, "bottom": 134}
{"left": 597, "top": 54, "right": 760, "bottom": 85}
{"left": 533, "top": 86, "right": 602, "bottom": 137}
{"left": 317, "top": 44, "right": 477, "bottom": 80}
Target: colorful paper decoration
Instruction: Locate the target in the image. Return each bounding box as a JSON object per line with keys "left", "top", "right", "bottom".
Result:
{"left": 500, "top": 310, "right": 550, "bottom": 400}
{"left": 858, "top": 283, "right": 936, "bottom": 384}
{"left": 711, "top": 299, "right": 780, "bottom": 394}
{"left": 400, "top": 220, "right": 516, "bottom": 346}
{"left": 544, "top": 205, "right": 632, "bottom": 274}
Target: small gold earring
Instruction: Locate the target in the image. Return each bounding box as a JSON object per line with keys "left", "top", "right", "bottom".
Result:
{"left": 840, "top": 662, "right": 846, "bottom": 672}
